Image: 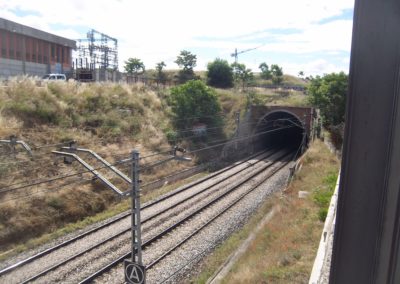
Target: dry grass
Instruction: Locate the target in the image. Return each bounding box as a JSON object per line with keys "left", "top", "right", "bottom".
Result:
{"left": 0, "top": 76, "right": 311, "bottom": 265}
{"left": 0, "top": 172, "right": 209, "bottom": 261}
{"left": 0, "top": 77, "right": 197, "bottom": 253}
{"left": 252, "top": 74, "right": 308, "bottom": 87}
{"left": 0, "top": 77, "right": 229, "bottom": 258}
{"left": 192, "top": 140, "right": 339, "bottom": 284}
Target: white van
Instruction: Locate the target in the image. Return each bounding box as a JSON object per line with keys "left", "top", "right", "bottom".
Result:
{"left": 42, "top": 74, "right": 67, "bottom": 81}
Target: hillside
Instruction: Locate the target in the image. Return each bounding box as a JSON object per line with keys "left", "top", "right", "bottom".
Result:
{"left": 0, "top": 77, "right": 309, "bottom": 256}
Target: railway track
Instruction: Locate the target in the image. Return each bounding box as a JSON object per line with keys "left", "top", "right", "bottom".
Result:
{"left": 90, "top": 149, "right": 294, "bottom": 284}
{"left": 0, "top": 148, "right": 294, "bottom": 283}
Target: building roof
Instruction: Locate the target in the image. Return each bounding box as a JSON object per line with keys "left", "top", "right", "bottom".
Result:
{"left": 0, "top": 17, "right": 76, "bottom": 49}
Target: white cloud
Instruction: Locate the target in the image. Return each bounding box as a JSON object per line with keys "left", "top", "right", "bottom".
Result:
{"left": 259, "top": 20, "right": 353, "bottom": 54}
{"left": 282, "top": 59, "right": 348, "bottom": 76}
{"left": 0, "top": 0, "right": 354, "bottom": 74}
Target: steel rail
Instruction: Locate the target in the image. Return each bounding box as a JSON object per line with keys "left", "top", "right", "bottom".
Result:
{"left": 150, "top": 156, "right": 291, "bottom": 273}
{"left": 79, "top": 150, "right": 292, "bottom": 283}
{"left": 0, "top": 149, "right": 272, "bottom": 277}
{"left": 8, "top": 149, "right": 280, "bottom": 283}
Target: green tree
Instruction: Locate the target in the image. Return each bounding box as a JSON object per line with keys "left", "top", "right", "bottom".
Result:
{"left": 155, "top": 61, "right": 167, "bottom": 85}
{"left": 307, "top": 72, "right": 348, "bottom": 127}
{"left": 271, "top": 64, "right": 283, "bottom": 85}
{"left": 206, "top": 58, "right": 234, "bottom": 88}
{"left": 175, "top": 50, "right": 197, "bottom": 83}
{"left": 169, "top": 80, "right": 221, "bottom": 129}
{"left": 232, "top": 62, "right": 254, "bottom": 89}
{"left": 124, "top": 58, "right": 145, "bottom": 80}
{"left": 259, "top": 62, "right": 272, "bottom": 80}
{"left": 298, "top": 70, "right": 305, "bottom": 78}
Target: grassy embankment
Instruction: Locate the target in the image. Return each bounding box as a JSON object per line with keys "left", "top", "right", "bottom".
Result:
{"left": 0, "top": 75, "right": 308, "bottom": 261}
{"left": 193, "top": 140, "right": 339, "bottom": 283}
{"left": 0, "top": 78, "right": 182, "bottom": 257}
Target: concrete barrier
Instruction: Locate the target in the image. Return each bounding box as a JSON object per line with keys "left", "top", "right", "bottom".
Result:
{"left": 309, "top": 172, "right": 340, "bottom": 284}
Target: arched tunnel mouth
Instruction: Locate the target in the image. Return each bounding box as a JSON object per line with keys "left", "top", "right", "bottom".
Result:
{"left": 253, "top": 111, "right": 305, "bottom": 153}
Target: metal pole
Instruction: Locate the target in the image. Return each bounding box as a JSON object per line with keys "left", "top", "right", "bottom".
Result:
{"left": 235, "top": 111, "right": 240, "bottom": 136}
{"left": 10, "top": 135, "right": 17, "bottom": 155}
{"left": 131, "top": 149, "right": 143, "bottom": 265}
{"left": 235, "top": 111, "right": 240, "bottom": 150}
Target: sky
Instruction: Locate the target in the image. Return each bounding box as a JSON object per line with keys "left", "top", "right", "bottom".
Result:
{"left": 0, "top": 0, "right": 355, "bottom": 76}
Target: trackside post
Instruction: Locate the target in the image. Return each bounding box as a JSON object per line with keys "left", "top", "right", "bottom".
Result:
{"left": 124, "top": 149, "right": 146, "bottom": 284}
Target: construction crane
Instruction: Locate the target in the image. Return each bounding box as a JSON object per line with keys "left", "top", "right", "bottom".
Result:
{"left": 231, "top": 45, "right": 263, "bottom": 64}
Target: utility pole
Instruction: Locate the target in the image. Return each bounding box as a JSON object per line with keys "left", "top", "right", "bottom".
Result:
{"left": 235, "top": 111, "right": 240, "bottom": 135}
{"left": 124, "top": 149, "right": 145, "bottom": 284}
{"left": 235, "top": 111, "right": 240, "bottom": 150}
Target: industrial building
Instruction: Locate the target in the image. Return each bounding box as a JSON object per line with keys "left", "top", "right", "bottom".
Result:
{"left": 0, "top": 17, "right": 76, "bottom": 78}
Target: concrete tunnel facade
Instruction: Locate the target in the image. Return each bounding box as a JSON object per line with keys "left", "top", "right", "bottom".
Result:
{"left": 222, "top": 105, "right": 316, "bottom": 159}
{"left": 252, "top": 110, "right": 306, "bottom": 152}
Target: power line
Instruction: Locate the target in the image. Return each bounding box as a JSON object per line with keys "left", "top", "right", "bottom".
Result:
{"left": 0, "top": 118, "right": 302, "bottom": 194}
{"left": 0, "top": 157, "right": 132, "bottom": 194}
{"left": 0, "top": 177, "right": 88, "bottom": 204}
{"left": 168, "top": 112, "right": 227, "bottom": 123}
{"left": 187, "top": 125, "right": 295, "bottom": 154}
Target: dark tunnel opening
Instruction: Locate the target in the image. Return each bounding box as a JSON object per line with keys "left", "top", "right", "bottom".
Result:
{"left": 253, "top": 111, "right": 306, "bottom": 153}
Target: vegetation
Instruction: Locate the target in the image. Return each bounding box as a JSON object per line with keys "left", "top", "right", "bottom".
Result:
{"left": 0, "top": 78, "right": 181, "bottom": 252}
{"left": 193, "top": 140, "right": 340, "bottom": 283}
{"left": 0, "top": 69, "right": 310, "bottom": 260}
{"left": 168, "top": 80, "right": 222, "bottom": 129}
{"left": 206, "top": 58, "right": 234, "bottom": 88}
{"left": 155, "top": 61, "right": 167, "bottom": 85}
{"left": 232, "top": 62, "right": 254, "bottom": 89}
{"left": 313, "top": 172, "right": 338, "bottom": 221}
{"left": 124, "top": 58, "right": 145, "bottom": 79}
{"left": 175, "top": 50, "right": 197, "bottom": 83}
{"left": 271, "top": 64, "right": 284, "bottom": 85}
{"left": 307, "top": 72, "right": 348, "bottom": 147}
{"left": 259, "top": 62, "right": 272, "bottom": 80}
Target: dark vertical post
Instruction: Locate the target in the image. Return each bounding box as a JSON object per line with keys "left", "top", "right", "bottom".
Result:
{"left": 235, "top": 110, "right": 240, "bottom": 134}
{"left": 131, "top": 150, "right": 143, "bottom": 265}
{"left": 235, "top": 111, "right": 240, "bottom": 150}
{"left": 9, "top": 135, "right": 17, "bottom": 155}
{"left": 330, "top": 0, "right": 400, "bottom": 283}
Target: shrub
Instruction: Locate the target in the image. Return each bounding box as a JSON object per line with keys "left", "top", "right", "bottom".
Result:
{"left": 169, "top": 80, "right": 222, "bottom": 129}
{"left": 313, "top": 172, "right": 338, "bottom": 222}
{"left": 47, "top": 196, "right": 66, "bottom": 210}
{"left": 318, "top": 208, "right": 328, "bottom": 222}
{"left": 207, "top": 58, "right": 234, "bottom": 88}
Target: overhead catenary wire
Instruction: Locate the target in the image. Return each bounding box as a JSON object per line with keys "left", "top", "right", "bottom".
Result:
{"left": 0, "top": 177, "right": 89, "bottom": 204}
{"left": 0, "top": 157, "right": 132, "bottom": 194}
{"left": 0, "top": 117, "right": 300, "bottom": 160}
{"left": 168, "top": 112, "right": 227, "bottom": 122}
{"left": 0, "top": 140, "right": 76, "bottom": 157}
{"left": 0, "top": 124, "right": 294, "bottom": 194}
{"left": 187, "top": 125, "right": 295, "bottom": 154}
{"left": 0, "top": 116, "right": 303, "bottom": 195}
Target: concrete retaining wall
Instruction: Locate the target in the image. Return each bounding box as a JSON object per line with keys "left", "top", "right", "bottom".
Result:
{"left": 309, "top": 173, "right": 340, "bottom": 284}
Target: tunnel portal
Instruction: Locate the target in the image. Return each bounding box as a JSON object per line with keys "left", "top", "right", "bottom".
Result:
{"left": 253, "top": 110, "right": 306, "bottom": 152}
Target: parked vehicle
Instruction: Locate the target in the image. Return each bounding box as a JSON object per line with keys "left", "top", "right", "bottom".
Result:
{"left": 42, "top": 74, "right": 66, "bottom": 81}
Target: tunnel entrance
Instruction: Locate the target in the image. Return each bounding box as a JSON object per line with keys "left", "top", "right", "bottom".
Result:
{"left": 253, "top": 111, "right": 305, "bottom": 152}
